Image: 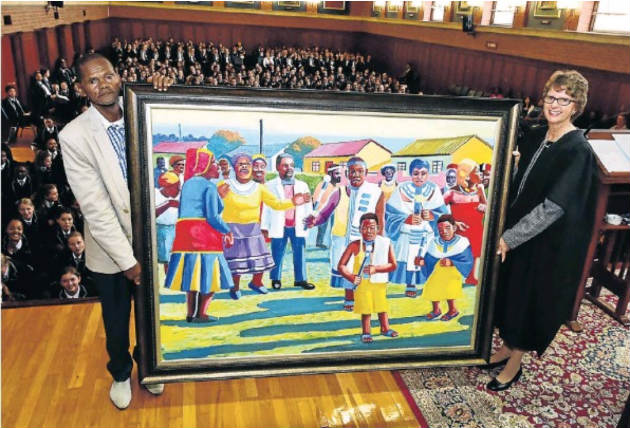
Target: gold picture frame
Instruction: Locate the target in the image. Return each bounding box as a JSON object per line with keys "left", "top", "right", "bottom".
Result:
{"left": 124, "top": 85, "right": 520, "bottom": 384}
{"left": 533, "top": 1, "right": 561, "bottom": 18}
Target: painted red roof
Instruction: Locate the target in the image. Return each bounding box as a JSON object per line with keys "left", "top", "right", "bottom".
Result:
{"left": 305, "top": 139, "right": 376, "bottom": 157}
{"left": 153, "top": 141, "right": 207, "bottom": 154}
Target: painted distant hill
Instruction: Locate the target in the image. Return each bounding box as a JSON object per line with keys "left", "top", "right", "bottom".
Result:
{"left": 207, "top": 130, "right": 247, "bottom": 157}
{"left": 152, "top": 129, "right": 246, "bottom": 158}
{"left": 225, "top": 143, "right": 286, "bottom": 158}
{"left": 284, "top": 136, "right": 322, "bottom": 169}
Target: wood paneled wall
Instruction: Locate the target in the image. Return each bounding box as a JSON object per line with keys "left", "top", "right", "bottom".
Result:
{"left": 363, "top": 34, "right": 630, "bottom": 114}
{"left": 2, "top": 5, "right": 628, "bottom": 116}
{"left": 1, "top": 19, "right": 110, "bottom": 102}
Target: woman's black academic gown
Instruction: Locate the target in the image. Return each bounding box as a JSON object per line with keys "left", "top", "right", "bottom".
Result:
{"left": 495, "top": 126, "right": 598, "bottom": 355}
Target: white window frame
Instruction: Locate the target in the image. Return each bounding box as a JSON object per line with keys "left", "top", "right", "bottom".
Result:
{"left": 592, "top": 1, "right": 630, "bottom": 34}
{"left": 431, "top": 1, "right": 445, "bottom": 21}
{"left": 431, "top": 160, "right": 443, "bottom": 174}
{"left": 491, "top": 0, "right": 517, "bottom": 27}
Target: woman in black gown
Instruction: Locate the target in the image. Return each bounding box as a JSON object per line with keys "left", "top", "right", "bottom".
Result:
{"left": 486, "top": 70, "right": 597, "bottom": 391}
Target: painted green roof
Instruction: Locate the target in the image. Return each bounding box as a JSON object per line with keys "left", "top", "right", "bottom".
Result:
{"left": 393, "top": 135, "right": 490, "bottom": 156}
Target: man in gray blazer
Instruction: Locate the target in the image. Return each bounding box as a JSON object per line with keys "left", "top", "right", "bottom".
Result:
{"left": 59, "top": 53, "right": 169, "bottom": 409}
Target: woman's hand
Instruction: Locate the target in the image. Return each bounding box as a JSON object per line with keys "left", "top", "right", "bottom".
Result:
{"left": 421, "top": 209, "right": 433, "bottom": 221}
{"left": 223, "top": 232, "right": 234, "bottom": 248}
{"left": 363, "top": 265, "right": 376, "bottom": 275}
{"left": 292, "top": 193, "right": 310, "bottom": 206}
{"left": 455, "top": 221, "right": 469, "bottom": 231}
{"left": 496, "top": 237, "right": 510, "bottom": 262}
{"left": 513, "top": 147, "right": 521, "bottom": 169}
{"left": 217, "top": 182, "right": 230, "bottom": 198}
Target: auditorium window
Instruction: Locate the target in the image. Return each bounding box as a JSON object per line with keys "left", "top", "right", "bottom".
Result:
{"left": 592, "top": 0, "right": 630, "bottom": 34}
{"left": 431, "top": 1, "right": 445, "bottom": 21}
{"left": 431, "top": 160, "right": 443, "bottom": 174}
{"left": 491, "top": 0, "right": 517, "bottom": 27}
{"left": 312, "top": 161, "right": 320, "bottom": 172}
{"left": 397, "top": 162, "right": 406, "bottom": 172}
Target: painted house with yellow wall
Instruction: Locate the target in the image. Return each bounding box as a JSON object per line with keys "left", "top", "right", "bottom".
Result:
{"left": 391, "top": 135, "right": 492, "bottom": 175}
{"left": 303, "top": 139, "right": 392, "bottom": 174}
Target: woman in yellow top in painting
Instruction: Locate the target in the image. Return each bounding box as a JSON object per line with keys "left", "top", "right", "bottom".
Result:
{"left": 218, "top": 153, "right": 310, "bottom": 299}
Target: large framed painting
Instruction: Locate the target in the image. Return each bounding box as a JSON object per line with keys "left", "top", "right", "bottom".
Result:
{"left": 124, "top": 86, "right": 520, "bottom": 385}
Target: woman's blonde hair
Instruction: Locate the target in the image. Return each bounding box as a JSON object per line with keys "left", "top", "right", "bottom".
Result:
{"left": 542, "top": 70, "right": 589, "bottom": 120}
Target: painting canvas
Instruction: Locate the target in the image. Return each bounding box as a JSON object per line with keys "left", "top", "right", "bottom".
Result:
{"left": 124, "top": 87, "right": 520, "bottom": 383}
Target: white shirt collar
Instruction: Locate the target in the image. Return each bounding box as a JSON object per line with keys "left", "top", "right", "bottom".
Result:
{"left": 94, "top": 97, "right": 124, "bottom": 131}
{"left": 63, "top": 287, "right": 82, "bottom": 299}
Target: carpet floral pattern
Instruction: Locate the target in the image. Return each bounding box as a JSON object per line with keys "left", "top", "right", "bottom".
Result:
{"left": 398, "top": 298, "right": 629, "bottom": 427}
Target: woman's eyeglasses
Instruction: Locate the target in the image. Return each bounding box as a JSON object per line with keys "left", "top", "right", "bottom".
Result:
{"left": 543, "top": 95, "right": 574, "bottom": 106}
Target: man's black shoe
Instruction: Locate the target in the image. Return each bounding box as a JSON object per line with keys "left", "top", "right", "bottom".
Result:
{"left": 294, "top": 281, "right": 315, "bottom": 290}
{"left": 271, "top": 280, "right": 282, "bottom": 289}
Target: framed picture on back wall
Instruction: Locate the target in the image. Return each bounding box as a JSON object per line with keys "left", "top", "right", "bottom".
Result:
{"left": 123, "top": 85, "right": 520, "bottom": 385}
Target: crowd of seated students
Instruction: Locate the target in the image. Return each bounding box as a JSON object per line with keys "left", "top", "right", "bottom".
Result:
{"left": 108, "top": 37, "right": 416, "bottom": 94}
{"left": 1, "top": 154, "right": 93, "bottom": 301}
{"left": 1, "top": 61, "right": 92, "bottom": 301}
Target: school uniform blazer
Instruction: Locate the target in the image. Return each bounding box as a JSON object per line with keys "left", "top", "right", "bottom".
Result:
{"left": 58, "top": 106, "right": 136, "bottom": 274}
{"left": 261, "top": 177, "right": 312, "bottom": 239}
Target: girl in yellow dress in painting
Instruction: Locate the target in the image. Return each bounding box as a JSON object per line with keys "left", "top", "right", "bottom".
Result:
{"left": 338, "top": 213, "right": 398, "bottom": 343}
{"left": 417, "top": 214, "right": 473, "bottom": 322}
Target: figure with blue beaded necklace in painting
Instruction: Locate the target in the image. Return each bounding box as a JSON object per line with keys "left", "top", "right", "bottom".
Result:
{"left": 385, "top": 158, "right": 448, "bottom": 298}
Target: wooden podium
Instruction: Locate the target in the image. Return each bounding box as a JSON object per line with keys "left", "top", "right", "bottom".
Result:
{"left": 568, "top": 130, "right": 630, "bottom": 332}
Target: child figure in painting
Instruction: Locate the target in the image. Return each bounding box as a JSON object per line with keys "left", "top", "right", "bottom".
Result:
{"left": 417, "top": 214, "right": 473, "bottom": 321}
{"left": 338, "top": 213, "right": 398, "bottom": 343}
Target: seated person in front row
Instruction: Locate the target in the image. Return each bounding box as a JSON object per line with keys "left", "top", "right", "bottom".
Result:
{"left": 416, "top": 214, "right": 473, "bottom": 322}
{"left": 338, "top": 213, "right": 399, "bottom": 344}
{"left": 2, "top": 220, "right": 37, "bottom": 298}
{"left": 16, "top": 198, "right": 41, "bottom": 246}
{"left": 45, "top": 206, "right": 76, "bottom": 255}
{"left": 58, "top": 266, "right": 88, "bottom": 299}
{"left": 56, "top": 231, "right": 94, "bottom": 296}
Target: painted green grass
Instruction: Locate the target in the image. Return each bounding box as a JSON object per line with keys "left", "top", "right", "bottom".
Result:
{"left": 158, "top": 246, "right": 478, "bottom": 360}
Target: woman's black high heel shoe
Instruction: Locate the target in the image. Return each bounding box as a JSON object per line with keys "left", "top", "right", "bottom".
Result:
{"left": 478, "top": 357, "right": 509, "bottom": 369}
{"left": 486, "top": 367, "right": 522, "bottom": 391}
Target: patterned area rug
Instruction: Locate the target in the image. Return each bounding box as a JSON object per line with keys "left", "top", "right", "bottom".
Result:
{"left": 396, "top": 297, "right": 630, "bottom": 428}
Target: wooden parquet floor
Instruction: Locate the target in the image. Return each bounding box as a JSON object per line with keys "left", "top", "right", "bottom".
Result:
{"left": 1, "top": 302, "right": 420, "bottom": 428}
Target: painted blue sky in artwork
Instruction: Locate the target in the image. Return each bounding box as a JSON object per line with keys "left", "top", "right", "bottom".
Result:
{"left": 150, "top": 107, "right": 499, "bottom": 154}
{"left": 152, "top": 122, "right": 415, "bottom": 153}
